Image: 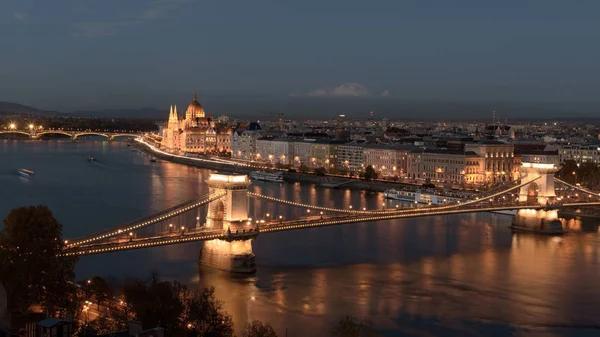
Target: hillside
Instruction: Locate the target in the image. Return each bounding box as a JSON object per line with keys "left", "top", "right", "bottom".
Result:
{"left": 0, "top": 101, "right": 62, "bottom": 116}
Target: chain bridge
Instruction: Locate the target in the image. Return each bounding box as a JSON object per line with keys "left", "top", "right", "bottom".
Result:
{"left": 62, "top": 162, "right": 600, "bottom": 273}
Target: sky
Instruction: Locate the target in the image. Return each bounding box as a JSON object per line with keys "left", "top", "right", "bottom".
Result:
{"left": 1, "top": 0, "right": 600, "bottom": 117}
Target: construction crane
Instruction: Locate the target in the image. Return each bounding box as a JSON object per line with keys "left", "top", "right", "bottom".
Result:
{"left": 261, "top": 111, "right": 284, "bottom": 130}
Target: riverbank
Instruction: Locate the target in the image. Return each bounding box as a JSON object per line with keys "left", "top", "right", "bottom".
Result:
{"left": 134, "top": 139, "right": 427, "bottom": 193}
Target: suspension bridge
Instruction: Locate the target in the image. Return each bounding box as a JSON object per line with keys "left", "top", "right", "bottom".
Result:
{"left": 61, "top": 162, "right": 600, "bottom": 272}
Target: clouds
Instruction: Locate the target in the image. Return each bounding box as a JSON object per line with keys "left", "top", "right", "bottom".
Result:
{"left": 72, "top": 0, "right": 193, "bottom": 38}
{"left": 292, "top": 82, "right": 391, "bottom": 98}
{"left": 13, "top": 12, "right": 27, "bottom": 21}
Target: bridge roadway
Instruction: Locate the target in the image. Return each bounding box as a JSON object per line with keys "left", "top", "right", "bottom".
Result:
{"left": 67, "top": 191, "right": 225, "bottom": 247}
{"left": 65, "top": 175, "right": 545, "bottom": 250}
{"left": 64, "top": 200, "right": 600, "bottom": 256}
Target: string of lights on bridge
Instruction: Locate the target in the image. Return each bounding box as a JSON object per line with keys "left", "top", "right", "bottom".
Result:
{"left": 67, "top": 192, "right": 225, "bottom": 247}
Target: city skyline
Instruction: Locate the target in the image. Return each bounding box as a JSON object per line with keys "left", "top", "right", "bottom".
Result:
{"left": 1, "top": 0, "right": 600, "bottom": 116}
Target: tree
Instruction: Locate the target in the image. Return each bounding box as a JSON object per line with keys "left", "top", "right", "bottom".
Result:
{"left": 242, "top": 320, "right": 278, "bottom": 337}
{"left": 123, "top": 274, "right": 186, "bottom": 334}
{"left": 557, "top": 159, "right": 579, "bottom": 184}
{"left": 314, "top": 167, "right": 327, "bottom": 176}
{"left": 183, "top": 287, "right": 234, "bottom": 337}
{"left": 299, "top": 164, "right": 310, "bottom": 173}
{"left": 0, "top": 206, "right": 78, "bottom": 317}
{"left": 363, "top": 165, "right": 378, "bottom": 182}
{"left": 331, "top": 316, "right": 378, "bottom": 337}
{"left": 88, "top": 276, "right": 113, "bottom": 310}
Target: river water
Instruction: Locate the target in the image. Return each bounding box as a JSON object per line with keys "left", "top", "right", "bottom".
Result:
{"left": 2, "top": 140, "right": 600, "bottom": 337}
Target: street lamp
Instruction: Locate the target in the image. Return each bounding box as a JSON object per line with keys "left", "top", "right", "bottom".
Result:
{"left": 9, "top": 123, "right": 16, "bottom": 130}
{"left": 28, "top": 124, "right": 34, "bottom": 130}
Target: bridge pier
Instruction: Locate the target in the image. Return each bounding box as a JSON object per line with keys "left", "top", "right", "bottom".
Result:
{"left": 200, "top": 172, "right": 256, "bottom": 273}
{"left": 518, "top": 162, "right": 558, "bottom": 205}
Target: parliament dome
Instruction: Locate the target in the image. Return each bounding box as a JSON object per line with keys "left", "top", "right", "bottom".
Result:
{"left": 186, "top": 92, "right": 205, "bottom": 119}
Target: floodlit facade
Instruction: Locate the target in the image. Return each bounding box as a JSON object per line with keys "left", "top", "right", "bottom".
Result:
{"left": 161, "top": 93, "right": 231, "bottom": 154}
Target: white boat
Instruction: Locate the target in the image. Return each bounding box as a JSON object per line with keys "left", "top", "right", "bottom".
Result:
{"left": 492, "top": 210, "right": 517, "bottom": 216}
{"left": 383, "top": 188, "right": 463, "bottom": 205}
{"left": 249, "top": 171, "right": 284, "bottom": 183}
{"left": 383, "top": 189, "right": 416, "bottom": 202}
{"left": 17, "top": 168, "right": 34, "bottom": 177}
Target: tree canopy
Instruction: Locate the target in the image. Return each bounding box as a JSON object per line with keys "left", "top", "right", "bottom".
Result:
{"left": 0, "top": 206, "right": 78, "bottom": 317}
{"left": 331, "top": 316, "right": 378, "bottom": 337}
{"left": 242, "top": 320, "right": 278, "bottom": 337}
{"left": 363, "top": 165, "right": 378, "bottom": 182}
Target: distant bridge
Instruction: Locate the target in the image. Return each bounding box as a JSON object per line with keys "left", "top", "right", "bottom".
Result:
{"left": 0, "top": 130, "right": 142, "bottom": 140}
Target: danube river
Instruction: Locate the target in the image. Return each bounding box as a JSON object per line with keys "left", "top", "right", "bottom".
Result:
{"left": 2, "top": 140, "right": 600, "bottom": 337}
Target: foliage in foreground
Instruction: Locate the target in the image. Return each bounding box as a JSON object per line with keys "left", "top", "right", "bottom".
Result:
{"left": 0, "top": 206, "right": 78, "bottom": 318}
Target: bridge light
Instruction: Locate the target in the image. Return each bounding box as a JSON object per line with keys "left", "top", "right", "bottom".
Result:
{"left": 9, "top": 123, "right": 16, "bottom": 130}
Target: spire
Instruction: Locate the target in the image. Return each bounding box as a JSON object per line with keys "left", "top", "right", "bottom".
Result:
{"left": 169, "top": 105, "right": 173, "bottom": 120}
{"left": 194, "top": 91, "right": 198, "bottom": 101}
{"left": 174, "top": 105, "right": 178, "bottom": 119}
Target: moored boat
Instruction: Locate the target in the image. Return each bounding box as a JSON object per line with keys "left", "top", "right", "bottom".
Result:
{"left": 383, "top": 188, "right": 464, "bottom": 204}
{"left": 383, "top": 189, "right": 415, "bottom": 202}
{"left": 249, "top": 171, "right": 284, "bottom": 183}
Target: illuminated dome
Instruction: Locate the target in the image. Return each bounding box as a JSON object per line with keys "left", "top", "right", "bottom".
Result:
{"left": 186, "top": 92, "right": 205, "bottom": 119}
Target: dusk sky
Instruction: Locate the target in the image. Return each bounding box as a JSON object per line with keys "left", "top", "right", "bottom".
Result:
{"left": 1, "top": 0, "right": 600, "bottom": 116}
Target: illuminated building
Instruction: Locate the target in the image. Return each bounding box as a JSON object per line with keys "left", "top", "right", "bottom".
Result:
{"left": 161, "top": 93, "right": 231, "bottom": 154}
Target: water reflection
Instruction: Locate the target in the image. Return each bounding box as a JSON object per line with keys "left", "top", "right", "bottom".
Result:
{"left": 3, "top": 141, "right": 600, "bottom": 336}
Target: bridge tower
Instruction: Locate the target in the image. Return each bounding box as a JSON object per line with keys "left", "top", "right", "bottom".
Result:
{"left": 518, "top": 162, "right": 558, "bottom": 205}
{"left": 201, "top": 172, "right": 255, "bottom": 273}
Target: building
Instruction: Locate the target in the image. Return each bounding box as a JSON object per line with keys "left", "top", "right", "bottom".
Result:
{"left": 407, "top": 149, "right": 470, "bottom": 184}
{"left": 337, "top": 141, "right": 366, "bottom": 172}
{"left": 310, "top": 140, "right": 342, "bottom": 169}
{"left": 255, "top": 138, "right": 294, "bottom": 165}
{"left": 292, "top": 141, "right": 314, "bottom": 167}
{"left": 363, "top": 144, "right": 414, "bottom": 177}
{"left": 464, "top": 141, "right": 515, "bottom": 184}
{"left": 559, "top": 144, "right": 600, "bottom": 166}
{"left": 231, "top": 122, "right": 262, "bottom": 160}
{"left": 161, "top": 93, "right": 232, "bottom": 154}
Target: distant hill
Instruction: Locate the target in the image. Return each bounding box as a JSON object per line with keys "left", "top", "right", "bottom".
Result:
{"left": 72, "top": 107, "right": 165, "bottom": 119}
{"left": 0, "top": 101, "right": 62, "bottom": 116}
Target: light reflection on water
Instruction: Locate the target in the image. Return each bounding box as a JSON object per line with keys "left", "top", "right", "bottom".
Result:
{"left": 2, "top": 140, "right": 600, "bottom": 336}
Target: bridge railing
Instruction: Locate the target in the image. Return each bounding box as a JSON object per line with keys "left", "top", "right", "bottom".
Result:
{"left": 67, "top": 191, "right": 224, "bottom": 247}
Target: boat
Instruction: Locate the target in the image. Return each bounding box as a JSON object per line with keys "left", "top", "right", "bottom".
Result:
{"left": 492, "top": 210, "right": 517, "bottom": 216}
{"left": 510, "top": 218, "right": 563, "bottom": 235}
{"left": 17, "top": 169, "right": 34, "bottom": 177}
{"left": 383, "top": 188, "right": 463, "bottom": 204}
{"left": 383, "top": 189, "right": 416, "bottom": 202}
{"left": 249, "top": 171, "right": 284, "bottom": 183}
{"left": 150, "top": 158, "right": 157, "bottom": 162}
{"left": 88, "top": 156, "right": 94, "bottom": 162}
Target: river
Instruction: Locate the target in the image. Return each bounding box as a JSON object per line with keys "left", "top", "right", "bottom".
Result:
{"left": 2, "top": 140, "right": 600, "bottom": 337}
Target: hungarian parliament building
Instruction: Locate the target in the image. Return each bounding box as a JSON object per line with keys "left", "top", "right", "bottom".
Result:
{"left": 161, "top": 93, "right": 231, "bottom": 154}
